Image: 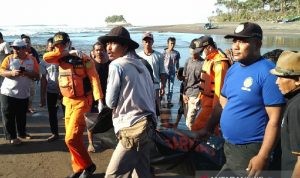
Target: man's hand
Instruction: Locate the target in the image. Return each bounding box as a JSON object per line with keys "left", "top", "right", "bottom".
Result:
{"left": 160, "top": 86, "right": 165, "bottom": 96}
{"left": 10, "top": 69, "right": 22, "bottom": 77}
{"left": 39, "top": 97, "right": 46, "bottom": 107}
{"left": 98, "top": 99, "right": 104, "bottom": 113}
{"left": 69, "top": 50, "right": 83, "bottom": 58}
{"left": 196, "top": 127, "right": 210, "bottom": 139}
{"left": 247, "top": 154, "right": 268, "bottom": 177}
{"left": 183, "top": 94, "right": 189, "bottom": 104}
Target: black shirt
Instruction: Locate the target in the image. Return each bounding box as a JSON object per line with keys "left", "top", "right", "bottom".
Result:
{"left": 94, "top": 60, "right": 111, "bottom": 102}
{"left": 281, "top": 90, "right": 300, "bottom": 177}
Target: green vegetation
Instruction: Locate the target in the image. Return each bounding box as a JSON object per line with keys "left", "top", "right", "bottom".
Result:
{"left": 105, "top": 15, "right": 127, "bottom": 23}
{"left": 211, "top": 0, "right": 300, "bottom": 22}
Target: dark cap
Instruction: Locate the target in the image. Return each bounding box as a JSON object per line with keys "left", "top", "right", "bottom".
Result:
{"left": 224, "top": 22, "right": 263, "bottom": 40}
{"left": 142, "top": 32, "right": 153, "bottom": 40}
{"left": 189, "top": 38, "right": 202, "bottom": 54}
{"left": 98, "top": 26, "right": 139, "bottom": 50}
{"left": 198, "top": 36, "right": 215, "bottom": 48}
{"left": 53, "top": 32, "right": 70, "bottom": 46}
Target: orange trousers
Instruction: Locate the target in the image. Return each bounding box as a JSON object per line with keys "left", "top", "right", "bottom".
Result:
{"left": 191, "top": 96, "right": 220, "bottom": 135}
{"left": 63, "top": 95, "right": 93, "bottom": 173}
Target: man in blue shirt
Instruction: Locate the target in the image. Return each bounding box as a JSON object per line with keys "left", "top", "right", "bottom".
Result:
{"left": 197, "top": 22, "right": 285, "bottom": 177}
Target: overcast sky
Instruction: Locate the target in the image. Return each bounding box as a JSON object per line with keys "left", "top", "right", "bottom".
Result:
{"left": 0, "top": 0, "right": 217, "bottom": 26}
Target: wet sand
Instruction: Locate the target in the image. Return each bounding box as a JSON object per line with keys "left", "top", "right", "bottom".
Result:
{"left": 134, "top": 22, "right": 300, "bottom": 36}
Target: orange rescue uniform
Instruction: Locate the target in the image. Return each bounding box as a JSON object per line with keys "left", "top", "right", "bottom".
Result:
{"left": 43, "top": 48, "right": 103, "bottom": 173}
{"left": 192, "top": 50, "right": 229, "bottom": 133}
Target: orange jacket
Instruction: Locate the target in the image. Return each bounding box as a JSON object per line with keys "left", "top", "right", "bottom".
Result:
{"left": 43, "top": 47, "right": 103, "bottom": 101}
{"left": 198, "top": 50, "right": 230, "bottom": 107}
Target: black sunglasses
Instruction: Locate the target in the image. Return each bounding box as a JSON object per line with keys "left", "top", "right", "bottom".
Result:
{"left": 13, "top": 46, "right": 26, "bottom": 50}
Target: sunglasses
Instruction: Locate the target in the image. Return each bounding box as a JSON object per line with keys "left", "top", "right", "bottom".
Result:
{"left": 13, "top": 46, "right": 26, "bottom": 50}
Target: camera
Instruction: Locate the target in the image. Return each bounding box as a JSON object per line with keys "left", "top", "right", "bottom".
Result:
{"left": 19, "top": 66, "right": 25, "bottom": 72}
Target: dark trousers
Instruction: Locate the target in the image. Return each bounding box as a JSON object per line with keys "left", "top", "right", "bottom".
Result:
{"left": 1, "top": 94, "right": 28, "bottom": 140}
{"left": 217, "top": 141, "right": 262, "bottom": 177}
{"left": 47, "top": 92, "right": 59, "bottom": 135}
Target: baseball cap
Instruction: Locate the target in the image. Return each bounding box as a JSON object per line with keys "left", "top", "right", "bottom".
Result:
{"left": 10, "top": 39, "right": 26, "bottom": 47}
{"left": 142, "top": 32, "right": 153, "bottom": 40}
{"left": 270, "top": 51, "right": 300, "bottom": 76}
{"left": 189, "top": 38, "right": 202, "bottom": 54}
{"left": 53, "top": 32, "right": 70, "bottom": 46}
{"left": 224, "top": 22, "right": 263, "bottom": 40}
{"left": 198, "top": 36, "right": 215, "bottom": 48}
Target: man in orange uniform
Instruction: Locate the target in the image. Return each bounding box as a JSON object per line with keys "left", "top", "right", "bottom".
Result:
{"left": 192, "top": 36, "right": 230, "bottom": 133}
{"left": 43, "top": 32, "right": 103, "bottom": 178}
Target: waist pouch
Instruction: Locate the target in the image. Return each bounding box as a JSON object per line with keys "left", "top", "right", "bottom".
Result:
{"left": 119, "top": 116, "right": 153, "bottom": 149}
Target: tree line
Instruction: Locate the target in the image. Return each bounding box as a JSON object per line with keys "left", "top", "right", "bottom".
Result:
{"left": 212, "top": 0, "right": 300, "bottom": 22}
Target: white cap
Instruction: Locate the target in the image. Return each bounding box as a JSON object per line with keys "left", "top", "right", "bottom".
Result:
{"left": 10, "top": 39, "right": 26, "bottom": 47}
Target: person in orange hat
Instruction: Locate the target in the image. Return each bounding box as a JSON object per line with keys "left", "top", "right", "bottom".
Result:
{"left": 43, "top": 32, "right": 104, "bottom": 178}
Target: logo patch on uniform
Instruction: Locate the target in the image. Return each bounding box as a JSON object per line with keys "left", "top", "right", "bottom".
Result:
{"left": 235, "top": 24, "right": 244, "bottom": 33}
{"left": 85, "top": 61, "right": 91, "bottom": 68}
{"left": 241, "top": 77, "right": 253, "bottom": 91}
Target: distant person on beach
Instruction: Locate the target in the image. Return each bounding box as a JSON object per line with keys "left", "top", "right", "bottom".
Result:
{"left": 87, "top": 41, "right": 110, "bottom": 153}
{"left": 39, "top": 37, "right": 61, "bottom": 142}
{"left": 0, "top": 32, "right": 10, "bottom": 86}
{"left": 0, "top": 32, "right": 10, "bottom": 62}
{"left": 98, "top": 26, "right": 156, "bottom": 178}
{"left": 197, "top": 22, "right": 285, "bottom": 177}
{"left": 21, "top": 34, "right": 40, "bottom": 114}
{"left": 270, "top": 51, "right": 300, "bottom": 178}
{"left": 181, "top": 39, "right": 204, "bottom": 130}
{"left": 174, "top": 67, "right": 185, "bottom": 128}
{"left": 0, "top": 39, "right": 39, "bottom": 145}
{"left": 162, "top": 37, "right": 180, "bottom": 105}
{"left": 191, "top": 36, "right": 230, "bottom": 133}
{"left": 138, "top": 32, "right": 165, "bottom": 115}
{"left": 43, "top": 32, "right": 104, "bottom": 178}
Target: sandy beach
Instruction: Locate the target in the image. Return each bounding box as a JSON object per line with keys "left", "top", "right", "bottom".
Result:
{"left": 0, "top": 21, "right": 299, "bottom": 178}
{"left": 135, "top": 22, "right": 300, "bottom": 36}
{"left": 0, "top": 86, "right": 185, "bottom": 178}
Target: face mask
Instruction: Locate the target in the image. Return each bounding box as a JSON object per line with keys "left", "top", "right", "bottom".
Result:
{"left": 200, "top": 51, "right": 206, "bottom": 59}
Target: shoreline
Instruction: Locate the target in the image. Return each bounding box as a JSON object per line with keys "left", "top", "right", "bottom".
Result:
{"left": 133, "top": 22, "right": 300, "bottom": 36}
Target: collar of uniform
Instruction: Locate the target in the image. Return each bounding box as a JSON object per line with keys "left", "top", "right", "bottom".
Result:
{"left": 206, "top": 50, "right": 219, "bottom": 60}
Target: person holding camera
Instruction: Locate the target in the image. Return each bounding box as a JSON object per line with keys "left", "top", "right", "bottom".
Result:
{"left": 0, "top": 39, "right": 39, "bottom": 145}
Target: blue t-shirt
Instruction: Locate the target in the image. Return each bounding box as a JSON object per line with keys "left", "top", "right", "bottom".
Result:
{"left": 220, "top": 58, "right": 285, "bottom": 144}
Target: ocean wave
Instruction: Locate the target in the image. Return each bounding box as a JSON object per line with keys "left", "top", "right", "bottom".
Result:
{"left": 0, "top": 25, "right": 109, "bottom": 37}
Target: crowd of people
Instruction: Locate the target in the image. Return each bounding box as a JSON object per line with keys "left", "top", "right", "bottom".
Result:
{"left": 0, "top": 21, "right": 299, "bottom": 178}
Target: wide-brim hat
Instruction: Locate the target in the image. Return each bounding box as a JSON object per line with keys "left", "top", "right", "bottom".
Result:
{"left": 98, "top": 26, "right": 139, "bottom": 50}
{"left": 270, "top": 51, "right": 300, "bottom": 76}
